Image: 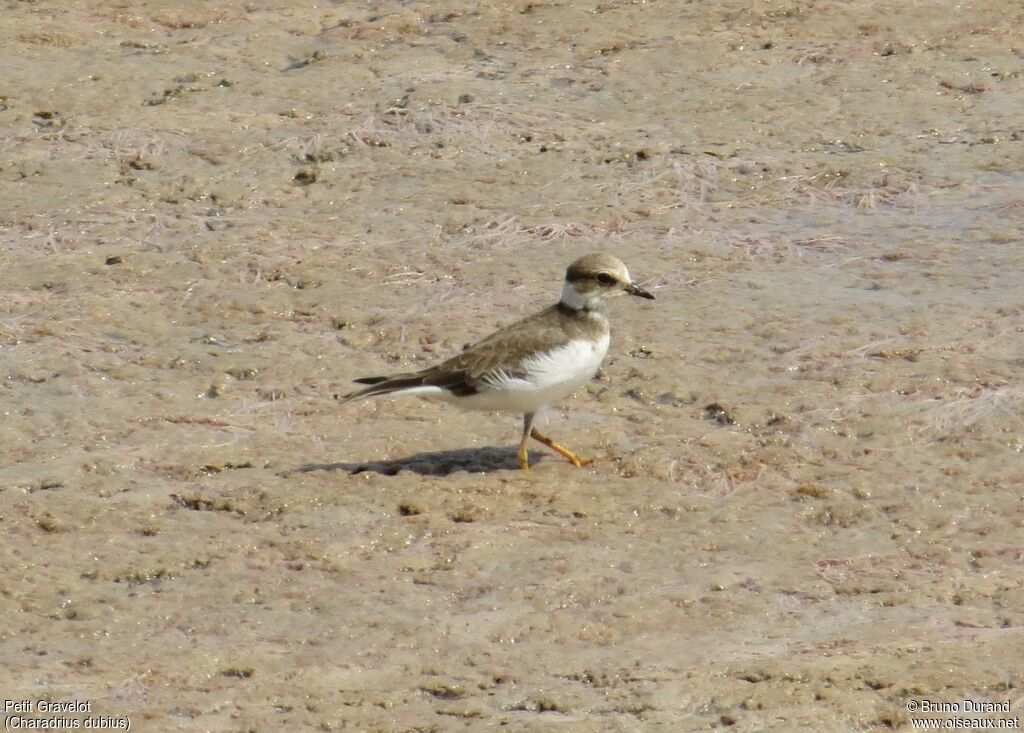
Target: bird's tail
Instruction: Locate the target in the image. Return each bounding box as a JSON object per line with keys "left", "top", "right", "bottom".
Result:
{"left": 334, "top": 373, "right": 429, "bottom": 405}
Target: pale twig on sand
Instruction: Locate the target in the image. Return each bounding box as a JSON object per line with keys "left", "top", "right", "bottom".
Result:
{"left": 915, "top": 386, "right": 1024, "bottom": 436}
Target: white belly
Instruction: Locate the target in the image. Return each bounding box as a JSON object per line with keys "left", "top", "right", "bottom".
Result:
{"left": 440, "top": 334, "right": 610, "bottom": 413}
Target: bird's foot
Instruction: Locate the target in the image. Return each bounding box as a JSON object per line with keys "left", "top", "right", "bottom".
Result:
{"left": 530, "top": 429, "right": 591, "bottom": 468}
{"left": 517, "top": 446, "right": 531, "bottom": 470}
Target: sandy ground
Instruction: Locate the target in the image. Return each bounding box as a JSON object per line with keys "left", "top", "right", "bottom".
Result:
{"left": 2, "top": 1, "right": 1023, "bottom": 730}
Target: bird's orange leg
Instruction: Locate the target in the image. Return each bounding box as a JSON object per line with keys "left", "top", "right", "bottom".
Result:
{"left": 518, "top": 439, "right": 531, "bottom": 470}
{"left": 530, "top": 428, "right": 592, "bottom": 468}
{"left": 518, "top": 414, "right": 534, "bottom": 470}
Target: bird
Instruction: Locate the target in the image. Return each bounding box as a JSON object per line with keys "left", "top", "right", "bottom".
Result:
{"left": 337, "top": 253, "right": 654, "bottom": 470}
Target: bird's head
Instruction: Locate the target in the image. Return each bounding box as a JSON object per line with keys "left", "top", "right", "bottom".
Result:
{"left": 560, "top": 253, "right": 654, "bottom": 312}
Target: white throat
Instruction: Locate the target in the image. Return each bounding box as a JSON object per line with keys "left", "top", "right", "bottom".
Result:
{"left": 560, "top": 281, "right": 591, "bottom": 311}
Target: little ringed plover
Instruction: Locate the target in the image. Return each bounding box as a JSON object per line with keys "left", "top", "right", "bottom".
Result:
{"left": 337, "top": 253, "right": 654, "bottom": 469}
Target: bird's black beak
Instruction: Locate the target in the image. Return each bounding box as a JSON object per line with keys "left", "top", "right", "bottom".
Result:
{"left": 625, "top": 282, "right": 655, "bottom": 300}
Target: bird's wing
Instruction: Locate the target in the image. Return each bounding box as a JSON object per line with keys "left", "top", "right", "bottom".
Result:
{"left": 338, "top": 306, "right": 572, "bottom": 403}
{"left": 419, "top": 305, "right": 569, "bottom": 392}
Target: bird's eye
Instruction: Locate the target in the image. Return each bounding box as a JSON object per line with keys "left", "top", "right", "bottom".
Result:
{"left": 596, "top": 273, "right": 616, "bottom": 286}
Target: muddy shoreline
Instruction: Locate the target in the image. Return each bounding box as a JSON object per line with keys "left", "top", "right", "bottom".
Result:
{"left": 2, "top": 2, "right": 1022, "bottom": 730}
